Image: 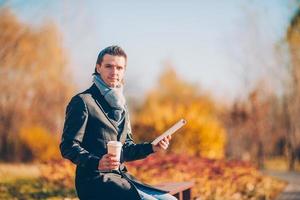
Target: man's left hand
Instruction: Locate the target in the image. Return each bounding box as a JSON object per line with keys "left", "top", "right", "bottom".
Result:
{"left": 152, "top": 135, "right": 172, "bottom": 152}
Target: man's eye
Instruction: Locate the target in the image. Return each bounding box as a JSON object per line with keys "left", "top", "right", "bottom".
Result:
{"left": 117, "top": 66, "right": 123, "bottom": 70}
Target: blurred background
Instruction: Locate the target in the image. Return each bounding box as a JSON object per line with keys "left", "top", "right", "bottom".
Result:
{"left": 0, "top": 0, "right": 300, "bottom": 199}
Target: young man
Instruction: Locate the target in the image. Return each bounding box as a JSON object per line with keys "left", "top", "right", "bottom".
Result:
{"left": 60, "top": 46, "right": 176, "bottom": 200}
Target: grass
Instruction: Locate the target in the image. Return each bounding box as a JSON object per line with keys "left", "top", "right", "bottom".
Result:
{"left": 0, "top": 163, "right": 77, "bottom": 200}
{"left": 264, "top": 157, "right": 300, "bottom": 172}
{"left": 0, "top": 163, "right": 40, "bottom": 182}
{"left": 0, "top": 178, "right": 76, "bottom": 200}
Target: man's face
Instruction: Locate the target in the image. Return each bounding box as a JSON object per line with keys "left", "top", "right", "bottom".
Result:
{"left": 96, "top": 54, "right": 126, "bottom": 88}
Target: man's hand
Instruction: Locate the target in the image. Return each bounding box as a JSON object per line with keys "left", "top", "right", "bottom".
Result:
{"left": 152, "top": 135, "right": 172, "bottom": 152}
{"left": 98, "top": 153, "right": 120, "bottom": 171}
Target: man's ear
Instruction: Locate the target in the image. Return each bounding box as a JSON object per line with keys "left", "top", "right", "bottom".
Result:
{"left": 96, "top": 64, "right": 101, "bottom": 74}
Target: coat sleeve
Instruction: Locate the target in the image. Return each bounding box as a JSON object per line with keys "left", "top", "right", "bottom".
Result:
{"left": 60, "top": 95, "right": 100, "bottom": 170}
{"left": 122, "top": 114, "right": 154, "bottom": 162}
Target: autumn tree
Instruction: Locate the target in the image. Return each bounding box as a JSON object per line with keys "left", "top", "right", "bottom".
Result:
{"left": 222, "top": 81, "right": 285, "bottom": 168}
{"left": 285, "top": 8, "right": 300, "bottom": 170}
{"left": 0, "top": 9, "right": 74, "bottom": 161}
{"left": 132, "top": 67, "right": 227, "bottom": 159}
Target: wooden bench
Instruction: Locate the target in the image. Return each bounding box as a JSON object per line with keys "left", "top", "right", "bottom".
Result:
{"left": 155, "top": 181, "right": 194, "bottom": 200}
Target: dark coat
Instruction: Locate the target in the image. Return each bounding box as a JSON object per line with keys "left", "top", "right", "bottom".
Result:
{"left": 60, "top": 84, "right": 166, "bottom": 200}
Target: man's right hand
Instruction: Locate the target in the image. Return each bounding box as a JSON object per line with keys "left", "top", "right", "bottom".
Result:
{"left": 98, "top": 153, "right": 120, "bottom": 171}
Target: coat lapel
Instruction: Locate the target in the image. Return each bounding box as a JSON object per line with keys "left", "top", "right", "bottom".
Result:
{"left": 94, "top": 99, "right": 119, "bottom": 132}
{"left": 89, "top": 84, "right": 131, "bottom": 142}
{"left": 90, "top": 84, "right": 119, "bottom": 134}
{"left": 119, "top": 112, "right": 129, "bottom": 143}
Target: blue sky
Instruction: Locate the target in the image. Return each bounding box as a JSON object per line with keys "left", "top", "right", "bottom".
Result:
{"left": 1, "top": 0, "right": 298, "bottom": 101}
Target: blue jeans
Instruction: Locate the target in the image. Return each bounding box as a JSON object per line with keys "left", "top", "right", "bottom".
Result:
{"left": 136, "top": 185, "right": 178, "bottom": 200}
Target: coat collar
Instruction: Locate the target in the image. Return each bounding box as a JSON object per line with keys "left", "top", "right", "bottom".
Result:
{"left": 89, "top": 84, "right": 129, "bottom": 143}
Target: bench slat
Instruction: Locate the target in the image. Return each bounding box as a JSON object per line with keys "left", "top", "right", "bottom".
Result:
{"left": 155, "top": 181, "right": 194, "bottom": 195}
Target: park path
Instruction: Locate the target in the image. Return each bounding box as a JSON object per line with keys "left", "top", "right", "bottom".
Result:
{"left": 262, "top": 170, "right": 300, "bottom": 200}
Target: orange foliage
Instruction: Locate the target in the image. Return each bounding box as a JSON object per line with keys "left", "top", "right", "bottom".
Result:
{"left": 126, "top": 153, "right": 286, "bottom": 200}
{"left": 0, "top": 8, "right": 74, "bottom": 161}
{"left": 39, "top": 160, "right": 75, "bottom": 189}
{"left": 19, "top": 126, "right": 60, "bottom": 161}
{"left": 133, "top": 67, "right": 227, "bottom": 159}
{"left": 40, "top": 154, "right": 286, "bottom": 200}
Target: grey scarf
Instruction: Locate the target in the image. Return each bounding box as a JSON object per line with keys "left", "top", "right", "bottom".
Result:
{"left": 93, "top": 74, "right": 126, "bottom": 122}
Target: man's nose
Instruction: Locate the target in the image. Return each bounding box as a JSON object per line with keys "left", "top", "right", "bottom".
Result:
{"left": 110, "top": 67, "right": 117, "bottom": 75}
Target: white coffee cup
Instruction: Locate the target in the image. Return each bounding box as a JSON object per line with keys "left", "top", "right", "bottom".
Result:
{"left": 107, "top": 141, "right": 122, "bottom": 169}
